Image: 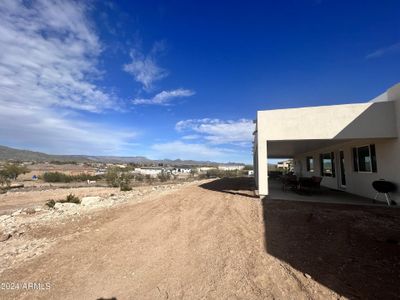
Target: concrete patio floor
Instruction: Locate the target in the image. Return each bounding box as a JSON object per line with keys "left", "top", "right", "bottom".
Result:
{"left": 267, "top": 179, "right": 391, "bottom": 206}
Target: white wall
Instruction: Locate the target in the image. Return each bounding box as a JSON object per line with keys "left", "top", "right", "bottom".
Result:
{"left": 293, "top": 138, "right": 400, "bottom": 203}
{"left": 259, "top": 101, "right": 397, "bottom": 141}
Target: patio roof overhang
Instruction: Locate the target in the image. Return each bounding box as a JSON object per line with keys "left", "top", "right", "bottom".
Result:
{"left": 267, "top": 139, "right": 346, "bottom": 158}
{"left": 266, "top": 138, "right": 394, "bottom": 158}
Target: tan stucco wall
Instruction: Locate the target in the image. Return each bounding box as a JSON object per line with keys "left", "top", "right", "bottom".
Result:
{"left": 258, "top": 101, "right": 397, "bottom": 141}
{"left": 293, "top": 138, "right": 400, "bottom": 203}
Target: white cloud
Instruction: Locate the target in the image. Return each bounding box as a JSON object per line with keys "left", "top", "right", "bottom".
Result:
{"left": 123, "top": 41, "right": 168, "bottom": 90}
{"left": 149, "top": 141, "right": 237, "bottom": 162}
{"left": 0, "top": 0, "right": 137, "bottom": 154}
{"left": 0, "top": 105, "right": 138, "bottom": 155}
{"left": 181, "top": 134, "right": 201, "bottom": 140}
{"left": 366, "top": 42, "right": 400, "bottom": 59}
{"left": 132, "top": 89, "right": 195, "bottom": 105}
{"left": 0, "top": 0, "right": 117, "bottom": 113}
{"left": 176, "top": 118, "right": 254, "bottom": 145}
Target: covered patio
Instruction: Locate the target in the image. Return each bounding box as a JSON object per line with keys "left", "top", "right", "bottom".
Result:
{"left": 267, "top": 179, "right": 387, "bottom": 206}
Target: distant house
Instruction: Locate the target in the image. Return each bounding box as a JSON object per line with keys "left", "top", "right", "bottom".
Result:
{"left": 218, "top": 165, "right": 244, "bottom": 171}
{"left": 133, "top": 167, "right": 164, "bottom": 177}
{"left": 197, "top": 166, "right": 216, "bottom": 173}
{"left": 253, "top": 82, "right": 400, "bottom": 204}
{"left": 276, "top": 160, "right": 293, "bottom": 170}
{"left": 171, "top": 167, "right": 192, "bottom": 175}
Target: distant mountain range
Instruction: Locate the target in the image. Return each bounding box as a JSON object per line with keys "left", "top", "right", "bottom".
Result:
{"left": 0, "top": 145, "right": 244, "bottom": 166}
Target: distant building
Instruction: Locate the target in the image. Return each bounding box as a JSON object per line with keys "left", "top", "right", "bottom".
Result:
{"left": 171, "top": 167, "right": 192, "bottom": 175}
{"left": 133, "top": 167, "right": 164, "bottom": 177}
{"left": 197, "top": 167, "right": 216, "bottom": 173}
{"left": 218, "top": 165, "right": 244, "bottom": 171}
{"left": 276, "top": 160, "right": 293, "bottom": 170}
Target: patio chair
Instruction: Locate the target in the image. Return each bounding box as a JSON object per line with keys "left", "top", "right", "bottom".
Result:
{"left": 282, "top": 174, "right": 298, "bottom": 191}
{"left": 298, "top": 176, "right": 322, "bottom": 195}
{"left": 311, "top": 176, "right": 322, "bottom": 191}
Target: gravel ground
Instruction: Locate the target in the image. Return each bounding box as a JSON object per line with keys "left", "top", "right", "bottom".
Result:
{"left": 0, "top": 177, "right": 399, "bottom": 299}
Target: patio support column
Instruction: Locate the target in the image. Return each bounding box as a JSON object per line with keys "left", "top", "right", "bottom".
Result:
{"left": 256, "top": 112, "right": 268, "bottom": 197}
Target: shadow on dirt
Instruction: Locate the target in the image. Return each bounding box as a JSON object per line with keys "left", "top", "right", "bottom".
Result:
{"left": 199, "top": 177, "right": 258, "bottom": 198}
{"left": 262, "top": 198, "right": 400, "bottom": 299}
{"left": 200, "top": 177, "right": 400, "bottom": 299}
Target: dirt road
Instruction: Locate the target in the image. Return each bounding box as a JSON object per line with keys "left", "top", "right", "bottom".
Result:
{"left": 1, "top": 178, "right": 399, "bottom": 299}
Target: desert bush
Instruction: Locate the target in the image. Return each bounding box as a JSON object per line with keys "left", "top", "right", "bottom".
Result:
{"left": 43, "top": 172, "right": 71, "bottom": 183}
{"left": 133, "top": 173, "right": 144, "bottom": 182}
{"left": 45, "top": 199, "right": 56, "bottom": 208}
{"left": 105, "top": 168, "right": 132, "bottom": 191}
{"left": 105, "top": 168, "right": 120, "bottom": 187}
{"left": 198, "top": 173, "right": 208, "bottom": 180}
{"left": 42, "top": 172, "right": 101, "bottom": 183}
{"left": 119, "top": 173, "right": 132, "bottom": 191}
{"left": 157, "top": 172, "right": 171, "bottom": 182}
{"left": 0, "top": 163, "right": 28, "bottom": 181}
{"left": 0, "top": 173, "right": 11, "bottom": 187}
{"left": 205, "top": 169, "right": 241, "bottom": 178}
{"left": 60, "top": 193, "right": 80, "bottom": 204}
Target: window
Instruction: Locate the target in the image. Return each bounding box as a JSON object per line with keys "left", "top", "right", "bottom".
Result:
{"left": 352, "top": 144, "right": 377, "bottom": 173}
{"left": 320, "top": 152, "right": 335, "bottom": 177}
{"left": 306, "top": 156, "right": 314, "bottom": 172}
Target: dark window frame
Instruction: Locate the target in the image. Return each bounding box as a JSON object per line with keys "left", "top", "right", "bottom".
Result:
{"left": 306, "top": 156, "right": 314, "bottom": 172}
{"left": 352, "top": 144, "right": 377, "bottom": 173}
{"left": 319, "top": 152, "right": 335, "bottom": 177}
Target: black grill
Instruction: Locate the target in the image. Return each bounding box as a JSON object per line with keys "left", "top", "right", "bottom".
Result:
{"left": 372, "top": 180, "right": 396, "bottom": 193}
{"left": 372, "top": 180, "right": 397, "bottom": 206}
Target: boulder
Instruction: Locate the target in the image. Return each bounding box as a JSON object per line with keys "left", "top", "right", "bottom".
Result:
{"left": 0, "top": 233, "right": 11, "bottom": 242}
{"left": 81, "top": 196, "right": 102, "bottom": 206}
{"left": 54, "top": 202, "right": 79, "bottom": 211}
{"left": 23, "top": 208, "right": 36, "bottom": 214}
{"left": 11, "top": 209, "right": 22, "bottom": 217}
{"left": 0, "top": 215, "right": 11, "bottom": 222}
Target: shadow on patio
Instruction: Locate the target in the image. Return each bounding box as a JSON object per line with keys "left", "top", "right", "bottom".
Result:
{"left": 268, "top": 179, "right": 384, "bottom": 206}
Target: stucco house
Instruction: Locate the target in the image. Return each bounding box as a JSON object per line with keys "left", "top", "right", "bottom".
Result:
{"left": 253, "top": 83, "right": 400, "bottom": 204}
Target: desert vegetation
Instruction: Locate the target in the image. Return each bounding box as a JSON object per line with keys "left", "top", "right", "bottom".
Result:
{"left": 42, "top": 172, "right": 101, "bottom": 183}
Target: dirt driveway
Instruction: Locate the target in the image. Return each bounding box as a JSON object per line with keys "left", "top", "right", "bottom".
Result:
{"left": 1, "top": 178, "right": 399, "bottom": 299}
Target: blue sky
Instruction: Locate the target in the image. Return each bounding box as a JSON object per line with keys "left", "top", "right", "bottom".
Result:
{"left": 0, "top": 0, "right": 399, "bottom": 163}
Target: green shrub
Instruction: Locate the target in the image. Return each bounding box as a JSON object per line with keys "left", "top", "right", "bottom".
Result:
{"left": 42, "top": 172, "right": 101, "bottom": 183}
{"left": 45, "top": 199, "right": 56, "bottom": 208}
{"left": 133, "top": 173, "right": 144, "bottom": 182}
{"left": 157, "top": 172, "right": 171, "bottom": 182}
{"left": 0, "top": 163, "right": 28, "bottom": 181}
{"left": 60, "top": 193, "right": 80, "bottom": 204}
{"left": 119, "top": 173, "right": 132, "bottom": 191}
{"left": 105, "top": 168, "right": 120, "bottom": 187}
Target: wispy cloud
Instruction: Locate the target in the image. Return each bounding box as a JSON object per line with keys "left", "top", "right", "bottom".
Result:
{"left": 176, "top": 118, "right": 254, "bottom": 145}
{"left": 366, "top": 42, "right": 400, "bottom": 59}
{"left": 132, "top": 89, "right": 195, "bottom": 105}
{"left": 0, "top": 0, "right": 137, "bottom": 154}
{"left": 149, "top": 141, "right": 238, "bottom": 162}
{"left": 0, "top": 0, "right": 118, "bottom": 113}
{"left": 123, "top": 41, "right": 168, "bottom": 90}
{"left": 0, "top": 105, "right": 138, "bottom": 155}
